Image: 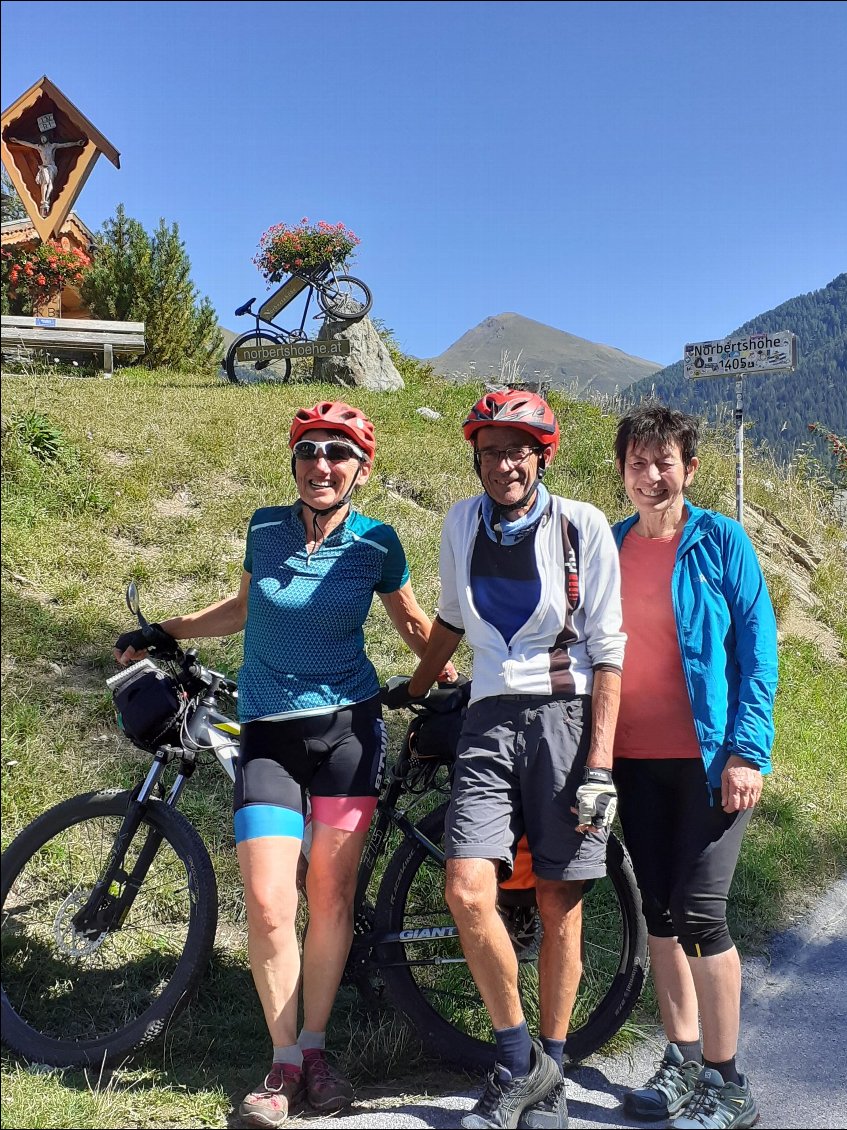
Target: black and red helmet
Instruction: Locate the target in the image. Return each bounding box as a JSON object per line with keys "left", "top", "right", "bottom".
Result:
{"left": 462, "top": 390, "right": 560, "bottom": 461}
{"left": 289, "top": 401, "right": 376, "bottom": 460}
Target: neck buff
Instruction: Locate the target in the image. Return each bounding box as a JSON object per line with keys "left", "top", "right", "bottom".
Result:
{"left": 481, "top": 483, "right": 550, "bottom": 545}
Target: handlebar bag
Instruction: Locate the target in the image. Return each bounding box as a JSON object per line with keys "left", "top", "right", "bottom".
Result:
{"left": 112, "top": 668, "right": 186, "bottom": 751}
{"left": 408, "top": 706, "right": 466, "bottom": 767}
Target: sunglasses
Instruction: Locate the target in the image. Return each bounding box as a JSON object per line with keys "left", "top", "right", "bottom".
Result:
{"left": 292, "top": 439, "right": 366, "bottom": 463}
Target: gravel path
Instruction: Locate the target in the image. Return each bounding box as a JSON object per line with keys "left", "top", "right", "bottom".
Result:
{"left": 288, "top": 876, "right": 847, "bottom": 1128}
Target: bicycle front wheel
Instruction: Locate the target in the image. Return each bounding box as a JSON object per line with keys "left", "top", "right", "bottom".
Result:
{"left": 225, "top": 330, "right": 292, "bottom": 384}
{"left": 317, "top": 275, "right": 373, "bottom": 320}
{"left": 1, "top": 789, "right": 218, "bottom": 1068}
{"left": 374, "top": 802, "right": 647, "bottom": 1070}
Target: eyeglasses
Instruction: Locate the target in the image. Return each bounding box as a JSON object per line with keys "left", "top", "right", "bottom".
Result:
{"left": 292, "top": 439, "right": 366, "bottom": 463}
{"left": 477, "top": 445, "right": 541, "bottom": 466}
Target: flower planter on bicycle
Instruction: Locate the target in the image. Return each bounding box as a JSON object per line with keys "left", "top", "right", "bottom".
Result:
{"left": 225, "top": 220, "right": 373, "bottom": 385}
{"left": 0, "top": 586, "right": 647, "bottom": 1071}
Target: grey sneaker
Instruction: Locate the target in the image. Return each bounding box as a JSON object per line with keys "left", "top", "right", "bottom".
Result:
{"left": 623, "top": 1042, "right": 701, "bottom": 1119}
{"left": 673, "top": 1068, "right": 759, "bottom": 1129}
{"left": 239, "top": 1062, "right": 306, "bottom": 1128}
{"left": 461, "top": 1040, "right": 560, "bottom": 1129}
{"left": 517, "top": 1078, "right": 568, "bottom": 1128}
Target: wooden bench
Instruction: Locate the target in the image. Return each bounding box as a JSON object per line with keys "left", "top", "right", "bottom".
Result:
{"left": 0, "top": 315, "right": 146, "bottom": 376}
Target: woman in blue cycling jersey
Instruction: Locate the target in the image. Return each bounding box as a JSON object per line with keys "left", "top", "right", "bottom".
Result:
{"left": 115, "top": 400, "right": 454, "bottom": 1126}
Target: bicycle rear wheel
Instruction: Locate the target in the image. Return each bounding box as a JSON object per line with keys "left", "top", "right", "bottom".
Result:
{"left": 373, "top": 801, "right": 647, "bottom": 1069}
{"left": 1, "top": 789, "right": 218, "bottom": 1068}
{"left": 317, "top": 275, "right": 372, "bottom": 320}
{"left": 225, "top": 329, "right": 292, "bottom": 384}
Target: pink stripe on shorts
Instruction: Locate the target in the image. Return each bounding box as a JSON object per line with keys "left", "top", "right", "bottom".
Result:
{"left": 310, "top": 795, "right": 378, "bottom": 832}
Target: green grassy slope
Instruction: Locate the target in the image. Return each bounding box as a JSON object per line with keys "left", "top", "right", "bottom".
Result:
{"left": 2, "top": 364, "right": 845, "bottom": 1128}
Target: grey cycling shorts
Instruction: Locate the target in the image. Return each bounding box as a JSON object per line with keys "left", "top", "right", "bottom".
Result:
{"left": 445, "top": 694, "right": 608, "bottom": 882}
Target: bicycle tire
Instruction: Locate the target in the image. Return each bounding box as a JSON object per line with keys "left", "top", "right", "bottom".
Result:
{"left": 1, "top": 789, "right": 218, "bottom": 1068}
{"left": 373, "top": 801, "right": 647, "bottom": 1069}
{"left": 317, "top": 275, "right": 373, "bottom": 320}
{"left": 225, "top": 329, "right": 292, "bottom": 385}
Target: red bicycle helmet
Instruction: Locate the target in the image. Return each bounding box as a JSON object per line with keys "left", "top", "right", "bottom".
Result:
{"left": 289, "top": 401, "right": 376, "bottom": 460}
{"left": 462, "top": 390, "right": 560, "bottom": 460}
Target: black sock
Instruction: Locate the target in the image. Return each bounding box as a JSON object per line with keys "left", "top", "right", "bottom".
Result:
{"left": 705, "top": 1056, "right": 741, "bottom": 1085}
{"left": 540, "top": 1036, "right": 566, "bottom": 1076}
{"left": 677, "top": 1039, "right": 703, "bottom": 1065}
{"left": 494, "top": 1021, "right": 532, "bottom": 1078}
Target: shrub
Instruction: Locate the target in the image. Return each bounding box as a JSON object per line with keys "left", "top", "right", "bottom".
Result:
{"left": 1, "top": 240, "right": 91, "bottom": 314}
{"left": 81, "top": 204, "right": 222, "bottom": 372}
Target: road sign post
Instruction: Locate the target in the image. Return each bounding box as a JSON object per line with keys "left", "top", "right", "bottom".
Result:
{"left": 684, "top": 331, "right": 798, "bottom": 526}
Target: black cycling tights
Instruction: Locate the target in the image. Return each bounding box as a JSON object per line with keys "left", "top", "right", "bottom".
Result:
{"left": 613, "top": 757, "right": 752, "bottom": 958}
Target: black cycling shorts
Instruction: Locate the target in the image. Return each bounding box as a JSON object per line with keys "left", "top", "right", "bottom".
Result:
{"left": 233, "top": 695, "right": 386, "bottom": 843}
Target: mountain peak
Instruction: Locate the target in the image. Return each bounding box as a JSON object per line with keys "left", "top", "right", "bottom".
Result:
{"left": 428, "top": 314, "right": 661, "bottom": 394}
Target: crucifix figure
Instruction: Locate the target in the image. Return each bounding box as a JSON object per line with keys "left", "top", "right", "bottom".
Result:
{"left": 7, "top": 132, "right": 85, "bottom": 217}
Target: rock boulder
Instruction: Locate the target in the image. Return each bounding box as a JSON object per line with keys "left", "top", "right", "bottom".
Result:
{"left": 312, "top": 315, "right": 404, "bottom": 390}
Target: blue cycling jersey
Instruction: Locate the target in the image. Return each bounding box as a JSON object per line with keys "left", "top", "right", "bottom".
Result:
{"left": 239, "top": 503, "right": 409, "bottom": 722}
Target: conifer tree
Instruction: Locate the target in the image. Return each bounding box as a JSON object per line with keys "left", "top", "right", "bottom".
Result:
{"left": 81, "top": 204, "right": 222, "bottom": 371}
{"left": 81, "top": 204, "right": 151, "bottom": 322}
{"left": 1, "top": 169, "right": 28, "bottom": 311}
{"left": 1, "top": 166, "right": 27, "bottom": 222}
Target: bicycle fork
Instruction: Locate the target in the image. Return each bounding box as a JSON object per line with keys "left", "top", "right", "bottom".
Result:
{"left": 70, "top": 747, "right": 196, "bottom": 939}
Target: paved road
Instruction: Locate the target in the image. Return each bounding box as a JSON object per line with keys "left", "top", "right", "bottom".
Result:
{"left": 292, "top": 877, "right": 847, "bottom": 1129}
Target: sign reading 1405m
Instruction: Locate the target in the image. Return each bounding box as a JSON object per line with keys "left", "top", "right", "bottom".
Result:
{"left": 684, "top": 330, "right": 798, "bottom": 380}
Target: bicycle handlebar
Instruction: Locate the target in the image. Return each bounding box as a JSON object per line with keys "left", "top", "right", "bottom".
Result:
{"left": 411, "top": 680, "right": 470, "bottom": 716}
{"left": 135, "top": 642, "right": 238, "bottom": 701}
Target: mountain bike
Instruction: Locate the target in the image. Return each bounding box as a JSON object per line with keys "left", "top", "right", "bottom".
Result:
{"left": 224, "top": 262, "right": 373, "bottom": 385}
{"left": 0, "top": 585, "right": 647, "bottom": 1071}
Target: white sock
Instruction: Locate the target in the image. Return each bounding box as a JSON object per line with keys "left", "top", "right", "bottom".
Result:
{"left": 272, "top": 1043, "right": 303, "bottom": 1067}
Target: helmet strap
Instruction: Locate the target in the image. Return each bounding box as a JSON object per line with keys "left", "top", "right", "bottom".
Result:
{"left": 292, "top": 457, "right": 362, "bottom": 549}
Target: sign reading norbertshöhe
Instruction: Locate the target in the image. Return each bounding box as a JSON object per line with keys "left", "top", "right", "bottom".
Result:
{"left": 236, "top": 339, "right": 352, "bottom": 362}
{"left": 684, "top": 331, "right": 797, "bottom": 380}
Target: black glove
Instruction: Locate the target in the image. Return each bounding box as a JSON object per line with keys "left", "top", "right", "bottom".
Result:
{"left": 114, "top": 622, "right": 177, "bottom": 656}
{"left": 575, "top": 767, "right": 618, "bottom": 828}
{"left": 380, "top": 675, "right": 429, "bottom": 710}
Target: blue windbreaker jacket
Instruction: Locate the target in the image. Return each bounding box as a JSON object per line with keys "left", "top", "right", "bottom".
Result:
{"left": 612, "top": 503, "right": 778, "bottom": 789}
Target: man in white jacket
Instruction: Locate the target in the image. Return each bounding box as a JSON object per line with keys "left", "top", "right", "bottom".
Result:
{"left": 393, "top": 390, "right": 625, "bottom": 1130}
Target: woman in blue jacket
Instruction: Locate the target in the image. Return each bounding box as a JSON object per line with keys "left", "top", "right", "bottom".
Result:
{"left": 611, "top": 403, "right": 777, "bottom": 1130}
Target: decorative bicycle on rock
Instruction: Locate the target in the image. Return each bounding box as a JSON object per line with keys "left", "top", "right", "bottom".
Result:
{"left": 0, "top": 584, "right": 648, "bottom": 1072}
{"left": 224, "top": 261, "right": 373, "bottom": 385}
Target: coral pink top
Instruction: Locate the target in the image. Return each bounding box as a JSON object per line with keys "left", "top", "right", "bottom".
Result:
{"left": 614, "top": 528, "right": 701, "bottom": 760}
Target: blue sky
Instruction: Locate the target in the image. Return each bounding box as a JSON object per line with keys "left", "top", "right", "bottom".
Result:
{"left": 2, "top": 0, "right": 845, "bottom": 367}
